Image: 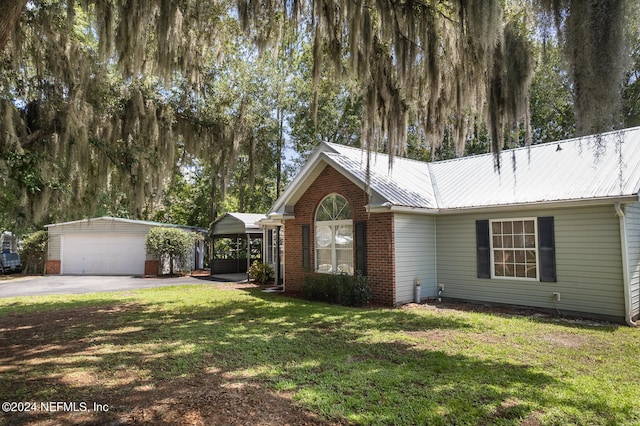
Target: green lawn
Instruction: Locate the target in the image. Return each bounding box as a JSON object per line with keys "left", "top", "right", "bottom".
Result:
{"left": 0, "top": 284, "right": 639, "bottom": 425}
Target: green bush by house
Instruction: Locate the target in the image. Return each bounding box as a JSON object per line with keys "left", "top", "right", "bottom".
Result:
{"left": 248, "top": 261, "right": 273, "bottom": 284}
{"left": 303, "top": 272, "right": 370, "bottom": 307}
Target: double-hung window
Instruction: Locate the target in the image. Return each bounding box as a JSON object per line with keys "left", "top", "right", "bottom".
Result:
{"left": 490, "top": 218, "right": 538, "bottom": 279}
{"left": 315, "top": 194, "right": 353, "bottom": 274}
{"left": 477, "top": 217, "right": 555, "bottom": 282}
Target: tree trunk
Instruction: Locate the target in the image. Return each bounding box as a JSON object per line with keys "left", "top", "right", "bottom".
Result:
{"left": 0, "top": 0, "right": 27, "bottom": 50}
{"left": 210, "top": 170, "right": 218, "bottom": 225}
{"left": 276, "top": 107, "right": 284, "bottom": 198}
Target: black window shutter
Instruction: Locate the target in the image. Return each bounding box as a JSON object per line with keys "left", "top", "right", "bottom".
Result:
{"left": 354, "top": 221, "right": 367, "bottom": 275}
{"left": 538, "top": 216, "right": 557, "bottom": 282}
{"left": 301, "top": 225, "right": 310, "bottom": 270}
{"left": 476, "top": 220, "right": 491, "bottom": 278}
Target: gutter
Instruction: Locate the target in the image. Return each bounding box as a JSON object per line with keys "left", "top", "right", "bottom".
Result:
{"left": 615, "top": 202, "right": 638, "bottom": 327}
{"left": 365, "top": 202, "right": 439, "bottom": 215}
{"left": 366, "top": 195, "right": 639, "bottom": 216}
{"left": 438, "top": 195, "right": 640, "bottom": 215}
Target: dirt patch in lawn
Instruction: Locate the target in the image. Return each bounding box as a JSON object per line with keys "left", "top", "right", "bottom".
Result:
{"left": 0, "top": 294, "right": 342, "bottom": 426}
{"left": 403, "top": 299, "right": 616, "bottom": 327}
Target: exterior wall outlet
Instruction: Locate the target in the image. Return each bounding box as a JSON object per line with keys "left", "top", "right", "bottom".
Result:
{"left": 552, "top": 292, "right": 561, "bottom": 302}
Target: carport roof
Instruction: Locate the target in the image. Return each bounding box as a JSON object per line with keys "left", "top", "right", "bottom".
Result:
{"left": 211, "top": 213, "right": 266, "bottom": 236}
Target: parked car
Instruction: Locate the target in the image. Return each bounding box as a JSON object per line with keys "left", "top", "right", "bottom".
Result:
{"left": 0, "top": 250, "right": 21, "bottom": 274}
{"left": 1, "top": 232, "right": 22, "bottom": 274}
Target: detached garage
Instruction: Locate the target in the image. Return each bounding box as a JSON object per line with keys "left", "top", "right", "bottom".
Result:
{"left": 45, "top": 217, "right": 205, "bottom": 275}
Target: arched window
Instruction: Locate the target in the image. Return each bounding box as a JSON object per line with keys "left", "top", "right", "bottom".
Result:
{"left": 315, "top": 194, "right": 353, "bottom": 274}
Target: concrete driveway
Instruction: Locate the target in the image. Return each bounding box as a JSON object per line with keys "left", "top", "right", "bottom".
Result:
{"left": 0, "top": 274, "right": 248, "bottom": 298}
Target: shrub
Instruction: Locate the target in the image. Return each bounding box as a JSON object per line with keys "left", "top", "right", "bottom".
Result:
{"left": 19, "top": 230, "right": 48, "bottom": 274}
{"left": 303, "top": 272, "right": 370, "bottom": 307}
{"left": 248, "top": 261, "right": 273, "bottom": 284}
{"left": 146, "top": 227, "right": 199, "bottom": 275}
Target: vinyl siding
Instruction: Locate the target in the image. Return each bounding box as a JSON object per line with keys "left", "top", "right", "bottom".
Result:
{"left": 394, "top": 214, "right": 437, "bottom": 304}
{"left": 436, "top": 204, "right": 626, "bottom": 319}
{"left": 47, "top": 234, "right": 62, "bottom": 260}
{"left": 624, "top": 202, "right": 640, "bottom": 318}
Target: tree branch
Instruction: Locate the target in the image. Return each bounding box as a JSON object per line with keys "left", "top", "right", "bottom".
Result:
{"left": 0, "top": 0, "right": 28, "bottom": 50}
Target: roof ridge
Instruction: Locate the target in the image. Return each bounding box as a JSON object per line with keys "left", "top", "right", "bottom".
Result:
{"left": 324, "top": 142, "right": 433, "bottom": 168}
{"left": 431, "top": 126, "right": 640, "bottom": 166}
{"left": 325, "top": 126, "right": 640, "bottom": 169}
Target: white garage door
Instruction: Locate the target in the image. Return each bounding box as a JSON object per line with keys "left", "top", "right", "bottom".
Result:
{"left": 62, "top": 233, "right": 147, "bottom": 275}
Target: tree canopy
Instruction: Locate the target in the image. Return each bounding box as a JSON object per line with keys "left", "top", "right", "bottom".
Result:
{"left": 1, "top": 0, "right": 638, "bottom": 231}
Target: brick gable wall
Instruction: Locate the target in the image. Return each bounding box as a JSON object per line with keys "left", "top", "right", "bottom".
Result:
{"left": 284, "top": 163, "right": 396, "bottom": 305}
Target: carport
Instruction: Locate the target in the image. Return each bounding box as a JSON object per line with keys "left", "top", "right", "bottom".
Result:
{"left": 210, "top": 213, "right": 265, "bottom": 274}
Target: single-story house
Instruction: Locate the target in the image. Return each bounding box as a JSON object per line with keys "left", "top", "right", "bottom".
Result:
{"left": 210, "top": 212, "right": 266, "bottom": 274}
{"left": 45, "top": 217, "right": 207, "bottom": 276}
{"left": 261, "top": 127, "right": 640, "bottom": 325}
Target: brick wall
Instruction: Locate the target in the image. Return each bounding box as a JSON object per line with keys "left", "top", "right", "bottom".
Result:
{"left": 45, "top": 260, "right": 61, "bottom": 274}
{"left": 284, "top": 164, "right": 396, "bottom": 305}
{"left": 144, "top": 260, "right": 159, "bottom": 276}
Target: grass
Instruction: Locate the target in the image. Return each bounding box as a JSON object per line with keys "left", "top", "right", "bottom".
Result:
{"left": 1, "top": 284, "right": 639, "bottom": 425}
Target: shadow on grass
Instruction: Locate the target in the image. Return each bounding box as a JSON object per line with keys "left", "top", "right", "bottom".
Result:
{"left": 0, "top": 286, "right": 632, "bottom": 425}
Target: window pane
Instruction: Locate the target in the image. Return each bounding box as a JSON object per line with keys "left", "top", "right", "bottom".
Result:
{"left": 503, "top": 222, "right": 513, "bottom": 234}
{"left": 493, "top": 236, "right": 502, "bottom": 248}
{"left": 515, "top": 250, "right": 525, "bottom": 263}
{"left": 316, "top": 198, "right": 333, "bottom": 221}
{"left": 516, "top": 264, "right": 526, "bottom": 277}
{"left": 526, "top": 250, "right": 536, "bottom": 262}
{"left": 316, "top": 194, "right": 352, "bottom": 221}
{"left": 494, "top": 250, "right": 504, "bottom": 262}
{"left": 334, "top": 196, "right": 352, "bottom": 219}
{"left": 504, "top": 250, "right": 515, "bottom": 263}
{"left": 495, "top": 263, "right": 505, "bottom": 276}
{"left": 525, "top": 235, "right": 536, "bottom": 248}
{"left": 316, "top": 225, "right": 333, "bottom": 248}
{"left": 504, "top": 263, "right": 514, "bottom": 276}
{"left": 492, "top": 222, "right": 502, "bottom": 234}
{"left": 524, "top": 220, "right": 535, "bottom": 233}
{"left": 316, "top": 249, "right": 332, "bottom": 273}
{"left": 514, "top": 235, "right": 524, "bottom": 248}
{"left": 336, "top": 249, "right": 353, "bottom": 274}
{"left": 335, "top": 225, "right": 353, "bottom": 247}
{"left": 527, "top": 265, "right": 537, "bottom": 279}
{"left": 503, "top": 235, "right": 513, "bottom": 248}
{"left": 514, "top": 221, "right": 523, "bottom": 234}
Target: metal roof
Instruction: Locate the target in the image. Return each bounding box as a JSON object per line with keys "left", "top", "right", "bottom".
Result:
{"left": 287, "top": 127, "right": 640, "bottom": 213}
{"left": 429, "top": 127, "right": 640, "bottom": 210}
{"left": 45, "top": 216, "right": 207, "bottom": 232}
{"left": 323, "top": 144, "right": 437, "bottom": 208}
{"left": 211, "top": 213, "right": 265, "bottom": 235}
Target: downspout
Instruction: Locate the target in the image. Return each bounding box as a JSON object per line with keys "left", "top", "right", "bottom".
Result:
{"left": 615, "top": 202, "right": 637, "bottom": 326}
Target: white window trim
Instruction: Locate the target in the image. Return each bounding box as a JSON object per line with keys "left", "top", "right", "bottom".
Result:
{"left": 314, "top": 194, "right": 353, "bottom": 275}
{"left": 489, "top": 217, "right": 540, "bottom": 281}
